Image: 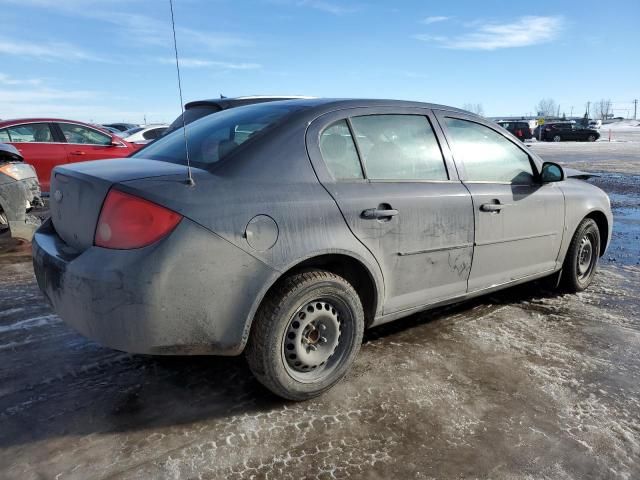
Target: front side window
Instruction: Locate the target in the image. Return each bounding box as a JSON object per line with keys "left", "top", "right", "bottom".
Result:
{"left": 59, "top": 123, "right": 111, "bottom": 145}
{"left": 5, "top": 123, "right": 54, "bottom": 143}
{"left": 444, "top": 117, "right": 534, "bottom": 184}
{"left": 319, "top": 120, "right": 363, "bottom": 180}
{"left": 350, "top": 115, "right": 448, "bottom": 181}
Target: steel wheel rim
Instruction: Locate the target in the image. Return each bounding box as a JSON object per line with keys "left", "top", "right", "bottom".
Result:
{"left": 282, "top": 296, "right": 352, "bottom": 383}
{"left": 577, "top": 233, "right": 596, "bottom": 280}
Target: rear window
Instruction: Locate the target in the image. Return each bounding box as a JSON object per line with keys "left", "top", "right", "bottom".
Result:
{"left": 133, "top": 102, "right": 305, "bottom": 168}
{"left": 166, "top": 105, "right": 221, "bottom": 134}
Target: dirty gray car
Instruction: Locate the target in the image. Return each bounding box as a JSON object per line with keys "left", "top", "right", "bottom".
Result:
{"left": 32, "top": 99, "right": 613, "bottom": 400}
{"left": 0, "top": 143, "right": 42, "bottom": 240}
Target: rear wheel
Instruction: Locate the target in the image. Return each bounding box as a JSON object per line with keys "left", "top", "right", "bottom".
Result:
{"left": 246, "top": 270, "right": 364, "bottom": 400}
{"left": 561, "top": 218, "right": 600, "bottom": 292}
{"left": 553, "top": 135, "right": 562, "bottom": 142}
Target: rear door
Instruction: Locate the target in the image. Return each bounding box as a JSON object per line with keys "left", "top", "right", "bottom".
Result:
{"left": 55, "top": 122, "right": 131, "bottom": 162}
{"left": 1, "top": 122, "right": 65, "bottom": 192}
{"left": 307, "top": 107, "right": 474, "bottom": 314}
{"left": 436, "top": 112, "right": 564, "bottom": 291}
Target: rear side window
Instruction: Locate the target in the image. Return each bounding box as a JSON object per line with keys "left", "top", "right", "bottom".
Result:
{"left": 5, "top": 123, "right": 54, "bottom": 142}
{"left": 0, "top": 129, "right": 9, "bottom": 142}
{"left": 350, "top": 115, "right": 448, "bottom": 181}
{"left": 443, "top": 117, "right": 534, "bottom": 184}
{"left": 143, "top": 128, "right": 166, "bottom": 140}
{"left": 319, "top": 120, "right": 363, "bottom": 180}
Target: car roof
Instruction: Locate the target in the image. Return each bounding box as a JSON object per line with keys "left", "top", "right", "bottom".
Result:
{"left": 0, "top": 118, "right": 107, "bottom": 129}
{"left": 185, "top": 96, "right": 314, "bottom": 110}
{"left": 235, "top": 97, "right": 474, "bottom": 115}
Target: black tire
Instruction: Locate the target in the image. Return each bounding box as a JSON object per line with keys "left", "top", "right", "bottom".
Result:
{"left": 553, "top": 134, "right": 562, "bottom": 142}
{"left": 246, "top": 270, "right": 364, "bottom": 401}
{"left": 587, "top": 134, "right": 597, "bottom": 142}
{"left": 561, "top": 218, "right": 600, "bottom": 292}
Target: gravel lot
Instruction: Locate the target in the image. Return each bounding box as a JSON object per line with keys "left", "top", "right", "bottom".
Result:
{"left": 1, "top": 138, "right": 639, "bottom": 479}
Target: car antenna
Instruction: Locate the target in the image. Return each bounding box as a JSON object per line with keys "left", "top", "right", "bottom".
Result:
{"left": 168, "top": 0, "right": 194, "bottom": 186}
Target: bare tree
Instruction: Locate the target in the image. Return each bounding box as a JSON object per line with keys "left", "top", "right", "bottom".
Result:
{"left": 462, "top": 103, "right": 484, "bottom": 116}
{"left": 536, "top": 98, "right": 557, "bottom": 117}
{"left": 593, "top": 99, "right": 612, "bottom": 120}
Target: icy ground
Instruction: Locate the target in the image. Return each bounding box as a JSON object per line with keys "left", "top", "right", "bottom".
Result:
{"left": 0, "top": 141, "right": 639, "bottom": 479}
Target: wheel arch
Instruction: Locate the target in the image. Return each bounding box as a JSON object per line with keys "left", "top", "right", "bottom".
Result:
{"left": 585, "top": 210, "right": 609, "bottom": 256}
{"left": 241, "top": 252, "right": 382, "bottom": 352}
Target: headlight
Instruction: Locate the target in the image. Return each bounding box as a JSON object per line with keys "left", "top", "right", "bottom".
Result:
{"left": 0, "top": 163, "right": 37, "bottom": 181}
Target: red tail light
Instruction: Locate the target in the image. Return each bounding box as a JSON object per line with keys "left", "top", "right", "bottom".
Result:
{"left": 95, "top": 190, "right": 182, "bottom": 249}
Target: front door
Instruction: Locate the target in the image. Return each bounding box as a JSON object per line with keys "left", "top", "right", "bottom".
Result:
{"left": 55, "top": 122, "right": 129, "bottom": 163}
{"left": 307, "top": 108, "right": 474, "bottom": 314}
{"left": 437, "top": 113, "right": 565, "bottom": 292}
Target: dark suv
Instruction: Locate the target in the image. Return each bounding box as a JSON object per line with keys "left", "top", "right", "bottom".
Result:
{"left": 164, "top": 96, "right": 312, "bottom": 136}
{"left": 538, "top": 123, "right": 600, "bottom": 142}
{"left": 497, "top": 120, "right": 532, "bottom": 142}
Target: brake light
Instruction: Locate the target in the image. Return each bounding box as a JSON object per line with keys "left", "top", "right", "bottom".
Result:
{"left": 95, "top": 190, "right": 182, "bottom": 249}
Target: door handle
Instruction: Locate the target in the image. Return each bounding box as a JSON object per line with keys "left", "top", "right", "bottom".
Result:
{"left": 361, "top": 208, "right": 398, "bottom": 220}
{"left": 480, "top": 203, "right": 508, "bottom": 212}
{"left": 69, "top": 151, "right": 86, "bottom": 156}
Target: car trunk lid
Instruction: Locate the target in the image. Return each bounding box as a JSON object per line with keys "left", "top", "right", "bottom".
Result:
{"left": 49, "top": 158, "right": 195, "bottom": 251}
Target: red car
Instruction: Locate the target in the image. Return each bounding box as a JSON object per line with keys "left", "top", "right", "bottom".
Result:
{"left": 0, "top": 118, "right": 142, "bottom": 192}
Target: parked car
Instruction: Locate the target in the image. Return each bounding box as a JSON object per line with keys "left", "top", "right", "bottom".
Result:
{"left": 0, "top": 119, "right": 143, "bottom": 192}
{"left": 163, "top": 95, "right": 313, "bottom": 136}
{"left": 121, "top": 124, "right": 169, "bottom": 144}
{"left": 0, "top": 143, "right": 42, "bottom": 240}
{"left": 102, "top": 123, "right": 139, "bottom": 132}
{"left": 32, "top": 99, "right": 612, "bottom": 400}
{"left": 538, "top": 123, "right": 600, "bottom": 142}
{"left": 99, "top": 125, "right": 125, "bottom": 136}
{"left": 496, "top": 120, "right": 532, "bottom": 142}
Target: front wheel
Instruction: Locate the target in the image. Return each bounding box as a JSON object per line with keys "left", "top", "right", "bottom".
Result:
{"left": 561, "top": 218, "right": 601, "bottom": 292}
{"left": 587, "top": 134, "right": 597, "bottom": 142}
{"left": 246, "top": 270, "right": 364, "bottom": 400}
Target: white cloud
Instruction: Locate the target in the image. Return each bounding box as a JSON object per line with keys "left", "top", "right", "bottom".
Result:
{"left": 0, "top": 37, "right": 105, "bottom": 62}
{"left": 158, "top": 57, "right": 261, "bottom": 70}
{"left": 270, "top": 0, "right": 358, "bottom": 15}
{"left": 414, "top": 16, "right": 563, "bottom": 50}
{"left": 422, "top": 16, "right": 450, "bottom": 25}
{"left": 0, "top": 73, "right": 43, "bottom": 86}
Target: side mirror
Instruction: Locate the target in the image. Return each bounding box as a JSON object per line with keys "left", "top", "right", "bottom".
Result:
{"left": 541, "top": 162, "right": 564, "bottom": 183}
{"left": 110, "top": 138, "right": 122, "bottom": 146}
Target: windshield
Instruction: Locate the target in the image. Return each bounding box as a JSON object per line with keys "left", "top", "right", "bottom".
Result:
{"left": 133, "top": 102, "right": 306, "bottom": 168}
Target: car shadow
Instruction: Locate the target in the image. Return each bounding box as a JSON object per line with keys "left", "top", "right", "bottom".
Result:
{"left": 0, "top": 273, "right": 563, "bottom": 451}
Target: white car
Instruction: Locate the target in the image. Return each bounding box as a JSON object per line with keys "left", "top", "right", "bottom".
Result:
{"left": 121, "top": 124, "right": 169, "bottom": 144}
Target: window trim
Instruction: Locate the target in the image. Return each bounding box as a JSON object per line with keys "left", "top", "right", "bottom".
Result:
{"left": 435, "top": 111, "right": 541, "bottom": 185}
{"left": 317, "top": 118, "right": 366, "bottom": 182}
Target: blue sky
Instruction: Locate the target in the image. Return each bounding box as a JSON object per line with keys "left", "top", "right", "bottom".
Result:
{"left": 0, "top": 0, "right": 638, "bottom": 123}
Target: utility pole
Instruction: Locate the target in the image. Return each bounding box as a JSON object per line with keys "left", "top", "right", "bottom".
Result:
{"left": 634, "top": 99, "right": 638, "bottom": 120}
{"left": 586, "top": 101, "right": 591, "bottom": 118}
{"left": 570, "top": 106, "right": 574, "bottom": 117}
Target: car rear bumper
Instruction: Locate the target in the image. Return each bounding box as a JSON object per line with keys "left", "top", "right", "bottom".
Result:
{"left": 32, "top": 217, "right": 277, "bottom": 355}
